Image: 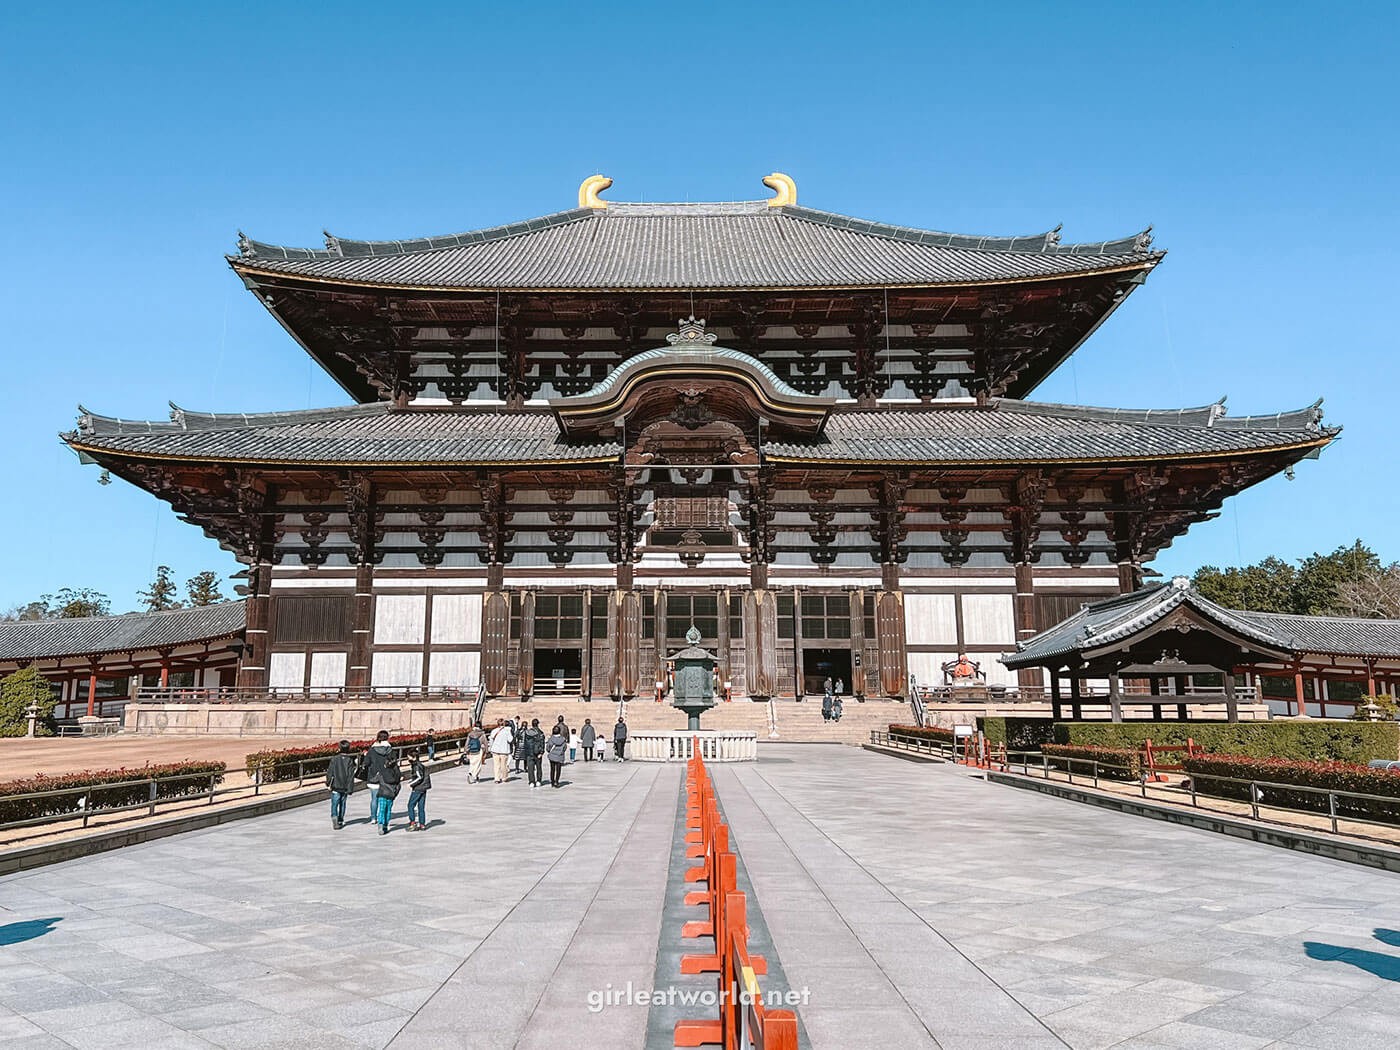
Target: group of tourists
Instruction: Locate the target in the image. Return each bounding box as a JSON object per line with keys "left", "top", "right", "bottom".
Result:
{"left": 821, "top": 676, "right": 845, "bottom": 722}
{"left": 323, "top": 715, "right": 631, "bottom": 832}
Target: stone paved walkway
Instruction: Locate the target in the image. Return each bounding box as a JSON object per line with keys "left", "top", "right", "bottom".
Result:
{"left": 1, "top": 745, "right": 1399, "bottom": 1049}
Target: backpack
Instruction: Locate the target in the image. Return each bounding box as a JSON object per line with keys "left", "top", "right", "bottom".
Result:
{"left": 468, "top": 735, "right": 482, "bottom": 754}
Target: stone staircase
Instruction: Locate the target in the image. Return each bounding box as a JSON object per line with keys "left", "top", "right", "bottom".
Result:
{"left": 478, "top": 697, "right": 908, "bottom": 745}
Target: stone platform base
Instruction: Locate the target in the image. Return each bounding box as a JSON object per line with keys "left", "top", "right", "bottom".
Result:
{"left": 122, "top": 701, "right": 478, "bottom": 737}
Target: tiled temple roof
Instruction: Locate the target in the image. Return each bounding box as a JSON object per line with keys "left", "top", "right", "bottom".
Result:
{"left": 0, "top": 602, "right": 245, "bottom": 662}
{"left": 231, "top": 200, "right": 1161, "bottom": 291}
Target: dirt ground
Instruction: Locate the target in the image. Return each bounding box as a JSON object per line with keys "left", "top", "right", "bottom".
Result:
{"left": 0, "top": 734, "right": 326, "bottom": 780}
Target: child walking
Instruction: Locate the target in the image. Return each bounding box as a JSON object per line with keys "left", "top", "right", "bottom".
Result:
{"left": 407, "top": 748, "right": 431, "bottom": 830}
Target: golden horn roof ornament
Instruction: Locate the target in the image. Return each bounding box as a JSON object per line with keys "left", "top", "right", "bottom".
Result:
{"left": 763, "top": 172, "right": 797, "bottom": 207}
{"left": 579, "top": 174, "right": 612, "bottom": 209}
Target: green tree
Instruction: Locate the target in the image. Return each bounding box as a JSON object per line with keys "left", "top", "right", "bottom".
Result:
{"left": 0, "top": 601, "right": 49, "bottom": 622}
{"left": 1193, "top": 557, "right": 1297, "bottom": 613}
{"left": 0, "top": 666, "right": 57, "bottom": 736}
{"left": 137, "top": 565, "right": 181, "bottom": 612}
{"left": 1192, "top": 540, "right": 1384, "bottom": 616}
{"left": 1295, "top": 541, "right": 1381, "bottom": 615}
{"left": 185, "top": 570, "right": 225, "bottom": 607}
{"left": 38, "top": 588, "right": 110, "bottom": 618}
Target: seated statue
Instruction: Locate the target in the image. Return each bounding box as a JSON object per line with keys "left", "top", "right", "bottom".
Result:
{"left": 942, "top": 654, "right": 983, "bottom": 685}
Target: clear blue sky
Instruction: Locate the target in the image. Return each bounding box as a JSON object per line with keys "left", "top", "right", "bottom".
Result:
{"left": 2, "top": 2, "right": 1396, "bottom": 611}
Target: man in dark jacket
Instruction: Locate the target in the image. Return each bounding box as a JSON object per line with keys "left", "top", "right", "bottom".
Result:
{"left": 613, "top": 717, "right": 628, "bottom": 761}
{"left": 325, "top": 740, "right": 356, "bottom": 830}
{"left": 580, "top": 719, "right": 597, "bottom": 762}
{"left": 359, "top": 730, "right": 396, "bottom": 823}
{"left": 524, "top": 718, "right": 547, "bottom": 788}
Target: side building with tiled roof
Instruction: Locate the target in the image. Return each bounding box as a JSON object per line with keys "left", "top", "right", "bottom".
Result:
{"left": 62, "top": 174, "right": 1337, "bottom": 707}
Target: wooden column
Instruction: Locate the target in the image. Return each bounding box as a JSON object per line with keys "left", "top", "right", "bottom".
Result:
{"left": 1069, "top": 673, "right": 1082, "bottom": 720}
{"left": 1117, "top": 561, "right": 1140, "bottom": 594}
{"left": 237, "top": 562, "right": 272, "bottom": 690}
{"left": 849, "top": 590, "right": 866, "bottom": 700}
{"left": 1293, "top": 666, "right": 1308, "bottom": 717}
{"left": 85, "top": 670, "right": 98, "bottom": 718}
{"left": 347, "top": 560, "right": 374, "bottom": 692}
{"left": 517, "top": 591, "right": 536, "bottom": 698}
{"left": 743, "top": 589, "right": 778, "bottom": 699}
{"left": 158, "top": 657, "right": 170, "bottom": 688}
{"left": 1366, "top": 660, "right": 1377, "bottom": 699}
{"left": 1013, "top": 562, "right": 1041, "bottom": 689}
{"left": 792, "top": 586, "right": 805, "bottom": 700}
{"left": 1224, "top": 672, "right": 1239, "bottom": 724}
{"left": 716, "top": 587, "right": 731, "bottom": 692}
{"left": 480, "top": 590, "right": 510, "bottom": 697}
{"left": 653, "top": 588, "right": 668, "bottom": 694}
{"left": 1050, "top": 670, "right": 1063, "bottom": 721}
{"left": 1108, "top": 671, "right": 1123, "bottom": 723}
{"left": 581, "top": 587, "right": 592, "bottom": 699}
{"left": 614, "top": 589, "right": 642, "bottom": 699}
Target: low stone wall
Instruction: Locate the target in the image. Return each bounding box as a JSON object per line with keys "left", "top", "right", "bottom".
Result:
{"left": 627, "top": 731, "right": 758, "bottom": 762}
{"left": 123, "top": 702, "right": 477, "bottom": 737}
{"left": 919, "top": 701, "right": 1271, "bottom": 727}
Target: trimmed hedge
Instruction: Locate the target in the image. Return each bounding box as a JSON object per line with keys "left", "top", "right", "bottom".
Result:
{"left": 1054, "top": 721, "right": 1400, "bottom": 765}
{"left": 1041, "top": 744, "right": 1141, "bottom": 781}
{"left": 1183, "top": 753, "right": 1400, "bottom": 823}
{"left": 246, "top": 728, "right": 471, "bottom": 783}
{"left": 0, "top": 761, "right": 227, "bottom": 824}
{"left": 888, "top": 724, "right": 955, "bottom": 746}
{"left": 979, "top": 717, "right": 1055, "bottom": 750}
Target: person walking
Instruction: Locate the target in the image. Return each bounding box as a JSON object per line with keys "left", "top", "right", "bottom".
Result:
{"left": 464, "top": 722, "right": 487, "bottom": 783}
{"left": 424, "top": 729, "right": 437, "bottom": 762}
{"left": 832, "top": 695, "right": 843, "bottom": 722}
{"left": 821, "top": 690, "right": 833, "bottom": 722}
{"left": 547, "top": 724, "right": 568, "bottom": 787}
{"left": 580, "top": 719, "right": 597, "bottom": 762}
{"left": 489, "top": 720, "right": 514, "bottom": 783}
{"left": 569, "top": 726, "right": 580, "bottom": 763}
{"left": 406, "top": 748, "right": 431, "bottom": 830}
{"left": 358, "top": 730, "right": 396, "bottom": 824}
{"left": 613, "top": 717, "right": 628, "bottom": 761}
{"left": 374, "top": 748, "right": 402, "bottom": 834}
{"left": 835, "top": 678, "right": 844, "bottom": 697}
{"left": 512, "top": 717, "right": 527, "bottom": 774}
{"left": 524, "top": 718, "right": 547, "bottom": 789}
{"left": 553, "top": 715, "right": 569, "bottom": 746}
{"left": 325, "top": 739, "right": 356, "bottom": 829}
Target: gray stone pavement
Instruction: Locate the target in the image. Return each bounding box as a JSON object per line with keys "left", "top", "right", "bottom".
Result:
{"left": 717, "top": 746, "right": 1400, "bottom": 1050}
{"left": 2, "top": 744, "right": 1400, "bottom": 1049}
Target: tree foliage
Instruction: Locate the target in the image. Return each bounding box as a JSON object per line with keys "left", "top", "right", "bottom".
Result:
{"left": 0, "top": 666, "right": 57, "bottom": 736}
{"left": 37, "top": 588, "right": 110, "bottom": 619}
{"left": 1192, "top": 541, "right": 1387, "bottom": 616}
{"left": 137, "top": 565, "right": 181, "bottom": 612}
{"left": 185, "top": 571, "right": 225, "bottom": 607}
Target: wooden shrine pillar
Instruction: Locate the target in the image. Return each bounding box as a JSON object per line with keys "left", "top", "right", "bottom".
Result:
{"left": 1050, "top": 670, "right": 1063, "bottom": 720}
{"left": 876, "top": 562, "right": 907, "bottom": 699}
{"left": 653, "top": 588, "right": 669, "bottom": 694}
{"left": 716, "top": 587, "right": 731, "bottom": 694}
{"left": 1293, "top": 666, "right": 1308, "bottom": 717}
{"left": 347, "top": 560, "right": 374, "bottom": 692}
{"left": 849, "top": 590, "right": 866, "bottom": 699}
{"left": 1224, "top": 672, "right": 1239, "bottom": 724}
{"left": 517, "top": 591, "right": 536, "bottom": 698}
{"left": 1069, "top": 673, "right": 1083, "bottom": 720}
{"left": 743, "top": 589, "right": 778, "bottom": 699}
{"left": 580, "top": 588, "right": 593, "bottom": 699}
{"left": 85, "top": 668, "right": 98, "bottom": 718}
{"left": 480, "top": 589, "right": 510, "bottom": 698}
{"left": 237, "top": 562, "right": 272, "bottom": 690}
{"left": 792, "top": 586, "right": 805, "bottom": 700}
{"left": 158, "top": 655, "right": 171, "bottom": 688}
{"left": 1108, "top": 671, "right": 1123, "bottom": 723}
{"left": 1117, "top": 561, "right": 1140, "bottom": 594}
{"left": 1013, "top": 563, "right": 1042, "bottom": 689}
{"left": 613, "top": 589, "right": 642, "bottom": 699}
{"left": 1366, "top": 659, "right": 1377, "bottom": 699}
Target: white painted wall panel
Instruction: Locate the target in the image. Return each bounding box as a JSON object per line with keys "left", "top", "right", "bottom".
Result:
{"left": 961, "top": 594, "right": 1016, "bottom": 645}
{"left": 371, "top": 652, "right": 423, "bottom": 689}
{"left": 430, "top": 594, "right": 482, "bottom": 645}
{"left": 905, "top": 594, "right": 958, "bottom": 646}
{"left": 374, "top": 594, "right": 426, "bottom": 645}
{"left": 269, "top": 652, "right": 304, "bottom": 691}
{"left": 309, "top": 652, "right": 347, "bottom": 689}
{"left": 428, "top": 651, "right": 481, "bottom": 689}
{"left": 907, "top": 652, "right": 956, "bottom": 691}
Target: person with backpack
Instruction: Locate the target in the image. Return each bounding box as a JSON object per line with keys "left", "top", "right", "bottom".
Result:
{"left": 613, "top": 717, "right": 628, "bottom": 761}
{"left": 324, "top": 739, "right": 356, "bottom": 830}
{"left": 489, "top": 720, "right": 514, "bottom": 784}
{"left": 524, "top": 718, "right": 547, "bottom": 789}
{"left": 580, "top": 719, "right": 597, "bottom": 762}
{"left": 358, "top": 730, "right": 396, "bottom": 823}
{"left": 547, "top": 724, "right": 568, "bottom": 787}
{"left": 406, "top": 748, "right": 431, "bottom": 830}
{"left": 374, "top": 747, "right": 402, "bottom": 834}
{"left": 423, "top": 729, "right": 437, "bottom": 762}
{"left": 463, "top": 722, "right": 487, "bottom": 783}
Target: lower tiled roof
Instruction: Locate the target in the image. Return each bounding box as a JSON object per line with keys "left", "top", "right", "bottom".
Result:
{"left": 0, "top": 602, "right": 246, "bottom": 662}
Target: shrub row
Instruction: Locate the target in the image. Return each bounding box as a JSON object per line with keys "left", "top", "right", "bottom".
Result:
{"left": 0, "top": 761, "right": 227, "bottom": 824}
{"left": 246, "top": 728, "right": 472, "bottom": 783}
{"left": 978, "top": 717, "right": 1056, "bottom": 750}
{"left": 1054, "top": 721, "right": 1399, "bottom": 765}
{"left": 888, "top": 724, "right": 956, "bottom": 746}
{"left": 1040, "top": 744, "right": 1141, "bottom": 781}
{"left": 1182, "top": 753, "right": 1400, "bottom": 823}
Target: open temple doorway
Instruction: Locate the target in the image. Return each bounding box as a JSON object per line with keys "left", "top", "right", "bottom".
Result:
{"left": 803, "top": 647, "right": 853, "bottom": 697}
{"left": 533, "top": 648, "right": 582, "bottom": 696}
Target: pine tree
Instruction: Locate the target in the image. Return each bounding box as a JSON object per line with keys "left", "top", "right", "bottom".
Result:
{"left": 37, "top": 588, "right": 110, "bottom": 618}
{"left": 0, "top": 666, "right": 57, "bottom": 734}
{"left": 185, "top": 570, "right": 225, "bottom": 607}
{"left": 137, "top": 566, "right": 181, "bottom": 612}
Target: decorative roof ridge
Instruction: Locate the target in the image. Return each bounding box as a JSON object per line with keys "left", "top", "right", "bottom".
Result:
{"left": 0, "top": 599, "right": 245, "bottom": 629}
{"left": 604, "top": 201, "right": 770, "bottom": 216}
{"left": 1213, "top": 399, "right": 1339, "bottom": 436}
{"left": 995, "top": 398, "right": 1227, "bottom": 427}
{"left": 233, "top": 208, "right": 593, "bottom": 262}
{"left": 70, "top": 402, "right": 388, "bottom": 438}
{"left": 1236, "top": 608, "right": 1399, "bottom": 628}
{"left": 781, "top": 205, "right": 1159, "bottom": 257}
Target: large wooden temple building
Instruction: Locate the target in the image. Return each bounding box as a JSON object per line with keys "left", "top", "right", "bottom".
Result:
{"left": 64, "top": 174, "right": 1338, "bottom": 703}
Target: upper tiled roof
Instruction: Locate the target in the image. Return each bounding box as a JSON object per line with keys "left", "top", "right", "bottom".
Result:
{"left": 0, "top": 602, "right": 245, "bottom": 662}
{"left": 231, "top": 200, "right": 1161, "bottom": 291}
{"left": 64, "top": 396, "right": 1332, "bottom": 468}
{"left": 1004, "top": 579, "right": 1400, "bottom": 667}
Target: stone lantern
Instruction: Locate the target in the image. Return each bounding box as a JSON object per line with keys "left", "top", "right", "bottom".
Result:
{"left": 670, "top": 625, "right": 717, "bottom": 732}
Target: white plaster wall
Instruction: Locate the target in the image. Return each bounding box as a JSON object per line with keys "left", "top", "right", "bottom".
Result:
{"left": 309, "top": 652, "right": 347, "bottom": 689}
{"left": 269, "top": 653, "right": 304, "bottom": 691}
{"left": 374, "top": 594, "right": 427, "bottom": 645}
{"left": 428, "top": 651, "right": 481, "bottom": 689}
{"left": 908, "top": 651, "right": 956, "bottom": 690}
{"left": 430, "top": 594, "right": 482, "bottom": 645}
{"left": 371, "top": 652, "right": 423, "bottom": 689}
{"left": 961, "top": 594, "right": 1015, "bottom": 646}
{"left": 905, "top": 594, "right": 958, "bottom": 646}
